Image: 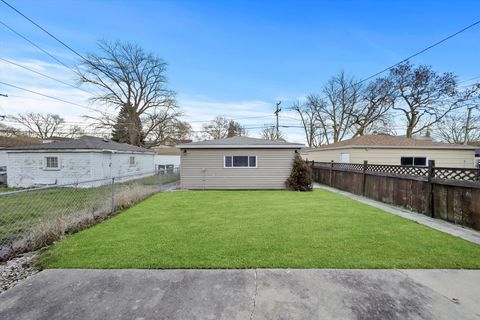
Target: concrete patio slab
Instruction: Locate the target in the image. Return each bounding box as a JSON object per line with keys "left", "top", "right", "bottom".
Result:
{"left": 314, "top": 184, "right": 480, "bottom": 245}
{"left": 1, "top": 269, "right": 479, "bottom": 320}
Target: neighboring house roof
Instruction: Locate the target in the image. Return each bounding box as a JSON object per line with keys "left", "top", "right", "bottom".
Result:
{"left": 151, "top": 145, "right": 181, "bottom": 155}
{"left": 42, "top": 136, "right": 74, "bottom": 143}
{"left": 178, "top": 136, "right": 304, "bottom": 149}
{"left": 161, "top": 138, "right": 193, "bottom": 146}
{"left": 310, "top": 135, "right": 478, "bottom": 152}
{"left": 0, "top": 135, "right": 41, "bottom": 148}
{"left": 6, "top": 136, "right": 153, "bottom": 153}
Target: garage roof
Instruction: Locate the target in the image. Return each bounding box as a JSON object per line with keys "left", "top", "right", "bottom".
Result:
{"left": 178, "top": 136, "right": 304, "bottom": 149}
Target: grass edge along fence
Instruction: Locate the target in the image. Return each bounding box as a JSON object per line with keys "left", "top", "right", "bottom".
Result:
{"left": 311, "top": 161, "right": 480, "bottom": 231}
{"left": 0, "top": 171, "right": 179, "bottom": 261}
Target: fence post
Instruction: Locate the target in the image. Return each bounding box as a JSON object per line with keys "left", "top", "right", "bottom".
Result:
{"left": 329, "top": 160, "right": 334, "bottom": 187}
{"left": 111, "top": 177, "right": 115, "bottom": 214}
{"left": 426, "top": 160, "right": 435, "bottom": 217}
{"left": 159, "top": 172, "right": 163, "bottom": 192}
{"left": 362, "top": 160, "right": 368, "bottom": 196}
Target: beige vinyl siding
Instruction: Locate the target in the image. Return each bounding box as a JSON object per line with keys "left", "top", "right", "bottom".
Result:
{"left": 181, "top": 148, "right": 297, "bottom": 189}
{"left": 307, "top": 148, "right": 476, "bottom": 168}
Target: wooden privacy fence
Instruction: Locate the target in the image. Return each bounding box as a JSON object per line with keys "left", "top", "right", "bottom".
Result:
{"left": 311, "top": 161, "right": 480, "bottom": 230}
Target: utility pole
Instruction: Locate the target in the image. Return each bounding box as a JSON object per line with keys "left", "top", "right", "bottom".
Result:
{"left": 274, "top": 101, "right": 281, "bottom": 140}
{"left": 464, "top": 106, "right": 478, "bottom": 145}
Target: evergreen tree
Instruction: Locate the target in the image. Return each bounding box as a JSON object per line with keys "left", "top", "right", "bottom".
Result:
{"left": 285, "top": 154, "right": 313, "bottom": 191}
{"left": 111, "top": 103, "right": 144, "bottom": 146}
{"left": 226, "top": 120, "right": 245, "bottom": 137}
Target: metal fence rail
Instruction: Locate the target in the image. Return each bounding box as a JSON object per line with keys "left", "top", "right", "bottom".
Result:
{"left": 0, "top": 171, "right": 179, "bottom": 260}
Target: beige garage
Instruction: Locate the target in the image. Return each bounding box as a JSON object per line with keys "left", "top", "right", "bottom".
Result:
{"left": 307, "top": 135, "right": 478, "bottom": 168}
{"left": 178, "top": 137, "right": 304, "bottom": 189}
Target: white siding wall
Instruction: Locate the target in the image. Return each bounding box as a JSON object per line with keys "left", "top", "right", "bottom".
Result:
{"left": 154, "top": 155, "right": 180, "bottom": 168}
{"left": 307, "top": 148, "right": 476, "bottom": 168}
{"left": 109, "top": 152, "right": 155, "bottom": 178}
{"left": 180, "top": 148, "right": 298, "bottom": 189}
{"left": 7, "top": 152, "right": 94, "bottom": 187}
{"left": 6, "top": 151, "right": 155, "bottom": 187}
{"left": 0, "top": 149, "right": 6, "bottom": 168}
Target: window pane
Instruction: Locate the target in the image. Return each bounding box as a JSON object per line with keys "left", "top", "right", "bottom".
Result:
{"left": 401, "top": 157, "right": 413, "bottom": 166}
{"left": 233, "top": 156, "right": 248, "bottom": 167}
{"left": 46, "top": 157, "right": 58, "bottom": 168}
{"left": 225, "top": 156, "right": 232, "bottom": 167}
{"left": 414, "top": 157, "right": 427, "bottom": 166}
{"left": 249, "top": 156, "right": 256, "bottom": 167}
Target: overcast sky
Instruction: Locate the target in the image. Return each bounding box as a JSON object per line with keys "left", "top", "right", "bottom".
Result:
{"left": 1, "top": 0, "right": 480, "bottom": 143}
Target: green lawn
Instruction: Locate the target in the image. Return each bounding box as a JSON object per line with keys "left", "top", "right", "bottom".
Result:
{"left": 0, "top": 173, "right": 178, "bottom": 245}
{"left": 39, "top": 189, "right": 480, "bottom": 269}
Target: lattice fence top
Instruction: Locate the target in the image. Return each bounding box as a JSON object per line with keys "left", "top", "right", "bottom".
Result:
{"left": 311, "top": 161, "right": 480, "bottom": 183}
{"left": 434, "top": 167, "right": 480, "bottom": 182}
{"left": 367, "top": 164, "right": 429, "bottom": 177}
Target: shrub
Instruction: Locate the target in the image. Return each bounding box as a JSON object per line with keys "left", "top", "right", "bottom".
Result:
{"left": 285, "top": 154, "right": 313, "bottom": 191}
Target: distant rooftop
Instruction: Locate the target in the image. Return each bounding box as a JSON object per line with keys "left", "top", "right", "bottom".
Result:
{"left": 151, "top": 145, "right": 181, "bottom": 155}
{"left": 0, "top": 135, "right": 41, "bottom": 148}
{"left": 310, "top": 135, "right": 478, "bottom": 151}
{"left": 7, "top": 136, "right": 153, "bottom": 153}
{"left": 178, "top": 136, "right": 304, "bottom": 149}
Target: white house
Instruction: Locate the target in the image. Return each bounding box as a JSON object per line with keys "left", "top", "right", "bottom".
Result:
{"left": 178, "top": 136, "right": 304, "bottom": 189}
{"left": 152, "top": 145, "right": 181, "bottom": 174}
{"left": 6, "top": 136, "right": 155, "bottom": 187}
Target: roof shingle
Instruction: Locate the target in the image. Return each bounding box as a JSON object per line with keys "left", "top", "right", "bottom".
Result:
{"left": 178, "top": 136, "right": 304, "bottom": 149}
{"left": 6, "top": 136, "right": 153, "bottom": 153}
{"left": 311, "top": 135, "right": 477, "bottom": 151}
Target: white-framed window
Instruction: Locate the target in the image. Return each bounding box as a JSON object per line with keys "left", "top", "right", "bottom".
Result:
{"left": 224, "top": 155, "right": 257, "bottom": 168}
{"left": 400, "top": 156, "right": 427, "bottom": 167}
{"left": 158, "top": 164, "right": 174, "bottom": 174}
{"left": 44, "top": 156, "right": 59, "bottom": 170}
{"left": 129, "top": 156, "right": 136, "bottom": 166}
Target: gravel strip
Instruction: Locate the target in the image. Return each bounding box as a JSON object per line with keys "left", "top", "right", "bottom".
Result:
{"left": 0, "top": 252, "right": 40, "bottom": 294}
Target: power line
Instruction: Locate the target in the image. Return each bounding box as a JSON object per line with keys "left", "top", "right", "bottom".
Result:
{"left": 0, "top": 20, "right": 77, "bottom": 74}
{"left": 1, "top": 0, "right": 87, "bottom": 61}
{"left": 356, "top": 19, "right": 480, "bottom": 86}
{"left": 0, "top": 81, "right": 113, "bottom": 115}
{"left": 0, "top": 57, "right": 93, "bottom": 94}
{"left": 186, "top": 115, "right": 273, "bottom": 123}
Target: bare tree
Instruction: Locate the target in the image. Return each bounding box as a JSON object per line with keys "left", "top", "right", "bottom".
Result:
{"left": 307, "top": 71, "right": 362, "bottom": 144}
{"left": 290, "top": 101, "right": 325, "bottom": 147}
{"left": 387, "top": 62, "right": 463, "bottom": 137}
{"left": 78, "top": 40, "right": 178, "bottom": 146}
{"left": 201, "top": 116, "right": 245, "bottom": 140}
{"left": 0, "top": 122, "right": 21, "bottom": 137}
{"left": 144, "top": 118, "right": 192, "bottom": 147}
{"left": 261, "top": 125, "right": 284, "bottom": 140}
{"left": 434, "top": 108, "right": 480, "bottom": 144}
{"left": 351, "top": 77, "right": 395, "bottom": 136}
{"left": 8, "top": 113, "right": 64, "bottom": 139}
{"left": 65, "top": 125, "right": 85, "bottom": 138}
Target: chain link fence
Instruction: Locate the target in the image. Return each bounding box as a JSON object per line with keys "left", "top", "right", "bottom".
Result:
{"left": 0, "top": 171, "right": 179, "bottom": 261}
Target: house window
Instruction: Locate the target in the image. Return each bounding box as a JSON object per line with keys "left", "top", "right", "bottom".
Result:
{"left": 158, "top": 164, "right": 174, "bottom": 174}
{"left": 224, "top": 156, "right": 257, "bottom": 168}
{"left": 45, "top": 156, "right": 59, "bottom": 169}
{"left": 129, "top": 156, "right": 136, "bottom": 166}
{"left": 401, "top": 156, "right": 427, "bottom": 167}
